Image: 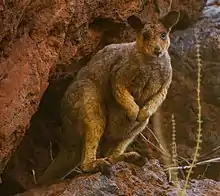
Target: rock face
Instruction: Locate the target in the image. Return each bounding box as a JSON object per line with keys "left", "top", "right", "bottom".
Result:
{"left": 15, "top": 161, "right": 220, "bottom": 196}
{"left": 162, "top": 4, "right": 220, "bottom": 162}
{"left": 0, "top": 0, "right": 75, "bottom": 174}
{"left": 0, "top": 0, "right": 206, "bottom": 180}
{"left": 135, "top": 2, "right": 220, "bottom": 180}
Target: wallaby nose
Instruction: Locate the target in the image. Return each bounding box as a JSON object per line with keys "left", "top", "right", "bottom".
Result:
{"left": 154, "top": 46, "right": 162, "bottom": 56}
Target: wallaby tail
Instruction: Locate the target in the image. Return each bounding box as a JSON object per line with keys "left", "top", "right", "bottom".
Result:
{"left": 37, "top": 146, "right": 81, "bottom": 185}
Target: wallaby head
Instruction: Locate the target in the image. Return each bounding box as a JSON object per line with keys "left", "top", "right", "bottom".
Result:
{"left": 127, "top": 11, "right": 180, "bottom": 57}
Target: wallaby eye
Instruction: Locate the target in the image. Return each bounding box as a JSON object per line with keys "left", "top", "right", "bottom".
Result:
{"left": 161, "top": 32, "right": 167, "bottom": 40}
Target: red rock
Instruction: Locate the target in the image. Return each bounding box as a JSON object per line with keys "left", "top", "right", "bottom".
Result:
{"left": 15, "top": 161, "right": 220, "bottom": 196}
{"left": 0, "top": 0, "right": 206, "bottom": 192}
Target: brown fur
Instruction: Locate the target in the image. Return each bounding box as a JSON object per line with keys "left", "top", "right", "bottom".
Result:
{"left": 37, "top": 10, "right": 180, "bottom": 184}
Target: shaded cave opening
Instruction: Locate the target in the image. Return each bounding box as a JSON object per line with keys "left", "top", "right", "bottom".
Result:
{"left": 0, "top": 16, "right": 128, "bottom": 195}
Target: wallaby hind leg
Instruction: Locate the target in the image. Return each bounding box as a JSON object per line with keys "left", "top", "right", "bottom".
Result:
{"left": 79, "top": 87, "right": 111, "bottom": 174}
{"left": 107, "top": 119, "right": 149, "bottom": 166}
{"left": 80, "top": 122, "right": 111, "bottom": 174}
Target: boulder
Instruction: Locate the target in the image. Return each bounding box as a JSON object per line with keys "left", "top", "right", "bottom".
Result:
{"left": 0, "top": 0, "right": 206, "bottom": 193}
{"left": 162, "top": 3, "right": 220, "bottom": 164}
{"left": 15, "top": 161, "right": 220, "bottom": 196}
{"left": 134, "top": 1, "right": 220, "bottom": 180}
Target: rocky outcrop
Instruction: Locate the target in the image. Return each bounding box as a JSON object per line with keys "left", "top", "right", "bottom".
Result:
{"left": 162, "top": 3, "right": 220, "bottom": 163}
{"left": 15, "top": 161, "right": 220, "bottom": 196}
{"left": 0, "top": 1, "right": 211, "bottom": 196}
{"left": 134, "top": 1, "right": 220, "bottom": 180}
{"left": 0, "top": 0, "right": 206, "bottom": 181}
{"left": 0, "top": 0, "right": 76, "bottom": 175}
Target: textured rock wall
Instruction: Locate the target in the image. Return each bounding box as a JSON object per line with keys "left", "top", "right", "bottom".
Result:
{"left": 0, "top": 0, "right": 206, "bottom": 193}
{"left": 163, "top": 6, "right": 220, "bottom": 164}
{"left": 0, "top": 0, "right": 76, "bottom": 174}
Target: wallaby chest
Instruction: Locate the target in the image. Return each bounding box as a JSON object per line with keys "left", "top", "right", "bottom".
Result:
{"left": 127, "top": 57, "right": 172, "bottom": 107}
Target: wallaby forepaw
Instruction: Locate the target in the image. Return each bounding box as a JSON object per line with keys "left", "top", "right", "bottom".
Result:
{"left": 127, "top": 104, "right": 139, "bottom": 121}
{"left": 81, "top": 158, "right": 112, "bottom": 175}
{"left": 137, "top": 108, "right": 150, "bottom": 122}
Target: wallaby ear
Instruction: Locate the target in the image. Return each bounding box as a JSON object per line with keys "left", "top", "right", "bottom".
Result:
{"left": 159, "top": 11, "right": 180, "bottom": 30}
{"left": 127, "top": 15, "right": 145, "bottom": 32}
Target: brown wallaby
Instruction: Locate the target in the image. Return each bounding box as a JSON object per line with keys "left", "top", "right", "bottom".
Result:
{"left": 38, "top": 10, "right": 180, "bottom": 184}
